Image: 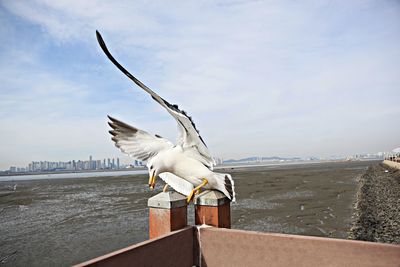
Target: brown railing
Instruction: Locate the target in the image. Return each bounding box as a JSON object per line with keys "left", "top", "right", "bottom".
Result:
{"left": 75, "top": 226, "right": 400, "bottom": 267}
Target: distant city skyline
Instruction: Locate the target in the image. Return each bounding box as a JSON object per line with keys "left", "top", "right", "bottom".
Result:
{"left": 1, "top": 151, "right": 390, "bottom": 173}
{"left": 0, "top": 2, "right": 399, "bottom": 170}
{"left": 3, "top": 155, "right": 144, "bottom": 173}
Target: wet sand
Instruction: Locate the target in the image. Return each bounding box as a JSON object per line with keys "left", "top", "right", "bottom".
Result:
{"left": 0, "top": 160, "right": 376, "bottom": 266}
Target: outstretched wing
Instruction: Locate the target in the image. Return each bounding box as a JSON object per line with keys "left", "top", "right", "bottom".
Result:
{"left": 96, "top": 31, "right": 215, "bottom": 169}
{"left": 158, "top": 172, "right": 194, "bottom": 196}
{"left": 108, "top": 116, "right": 173, "bottom": 161}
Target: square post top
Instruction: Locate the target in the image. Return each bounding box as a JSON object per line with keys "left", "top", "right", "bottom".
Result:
{"left": 194, "top": 190, "right": 230, "bottom": 206}
{"left": 148, "top": 191, "right": 187, "bottom": 209}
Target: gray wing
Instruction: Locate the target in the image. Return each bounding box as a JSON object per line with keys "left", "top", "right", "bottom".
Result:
{"left": 108, "top": 116, "right": 173, "bottom": 161}
{"left": 158, "top": 172, "right": 194, "bottom": 196}
{"left": 96, "top": 31, "right": 215, "bottom": 170}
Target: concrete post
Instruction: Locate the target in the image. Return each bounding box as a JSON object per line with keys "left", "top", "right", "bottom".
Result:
{"left": 148, "top": 191, "right": 188, "bottom": 239}
{"left": 194, "top": 190, "right": 231, "bottom": 228}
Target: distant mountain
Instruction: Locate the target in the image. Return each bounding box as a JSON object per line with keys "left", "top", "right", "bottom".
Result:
{"left": 223, "top": 156, "right": 302, "bottom": 163}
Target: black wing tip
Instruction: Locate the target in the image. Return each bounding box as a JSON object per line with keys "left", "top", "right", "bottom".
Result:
{"left": 107, "top": 116, "right": 138, "bottom": 133}
{"left": 96, "top": 30, "right": 105, "bottom": 47}
{"left": 96, "top": 30, "right": 105, "bottom": 42}
{"left": 96, "top": 30, "right": 113, "bottom": 59}
{"left": 108, "top": 123, "right": 117, "bottom": 130}
{"left": 109, "top": 130, "right": 117, "bottom": 136}
{"left": 224, "top": 175, "right": 234, "bottom": 200}
{"left": 107, "top": 116, "right": 118, "bottom": 129}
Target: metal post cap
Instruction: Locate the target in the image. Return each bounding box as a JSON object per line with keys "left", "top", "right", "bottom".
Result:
{"left": 147, "top": 191, "right": 187, "bottom": 209}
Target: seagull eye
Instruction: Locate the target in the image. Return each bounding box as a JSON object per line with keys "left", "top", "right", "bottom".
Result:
{"left": 150, "top": 165, "right": 153, "bottom": 169}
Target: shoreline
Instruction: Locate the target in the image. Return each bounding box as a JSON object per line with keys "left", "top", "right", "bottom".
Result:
{"left": 0, "top": 167, "right": 147, "bottom": 177}
{"left": 0, "top": 169, "right": 148, "bottom": 182}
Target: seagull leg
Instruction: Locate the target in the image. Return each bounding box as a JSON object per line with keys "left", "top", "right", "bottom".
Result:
{"left": 187, "top": 179, "right": 208, "bottom": 203}
{"left": 163, "top": 184, "right": 169, "bottom": 192}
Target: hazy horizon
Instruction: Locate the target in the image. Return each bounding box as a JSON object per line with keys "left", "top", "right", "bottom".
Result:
{"left": 1, "top": 1, "right": 399, "bottom": 170}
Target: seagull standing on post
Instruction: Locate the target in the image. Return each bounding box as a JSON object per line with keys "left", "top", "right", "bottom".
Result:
{"left": 97, "top": 31, "right": 235, "bottom": 203}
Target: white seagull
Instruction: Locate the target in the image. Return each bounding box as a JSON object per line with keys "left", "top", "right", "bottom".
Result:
{"left": 96, "top": 31, "right": 235, "bottom": 203}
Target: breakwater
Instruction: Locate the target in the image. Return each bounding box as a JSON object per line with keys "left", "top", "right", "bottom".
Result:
{"left": 350, "top": 163, "right": 400, "bottom": 244}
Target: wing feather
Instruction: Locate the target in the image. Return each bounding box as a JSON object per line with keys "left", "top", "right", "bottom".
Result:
{"left": 108, "top": 116, "right": 173, "bottom": 161}
{"left": 158, "top": 172, "right": 194, "bottom": 196}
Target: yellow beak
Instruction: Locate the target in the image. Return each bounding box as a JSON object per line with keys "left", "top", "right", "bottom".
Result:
{"left": 148, "top": 172, "right": 156, "bottom": 189}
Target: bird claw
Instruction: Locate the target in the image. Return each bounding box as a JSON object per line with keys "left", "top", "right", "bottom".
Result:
{"left": 187, "top": 179, "right": 208, "bottom": 203}
{"left": 186, "top": 190, "right": 199, "bottom": 203}
{"left": 187, "top": 191, "right": 195, "bottom": 203}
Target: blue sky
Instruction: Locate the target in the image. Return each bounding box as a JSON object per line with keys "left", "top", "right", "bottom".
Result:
{"left": 0, "top": 1, "right": 399, "bottom": 169}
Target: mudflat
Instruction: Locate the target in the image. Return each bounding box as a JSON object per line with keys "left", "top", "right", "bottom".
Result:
{"left": 0, "top": 160, "right": 376, "bottom": 266}
{"left": 226, "top": 161, "right": 375, "bottom": 238}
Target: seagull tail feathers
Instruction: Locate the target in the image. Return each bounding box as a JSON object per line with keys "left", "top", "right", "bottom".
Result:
{"left": 212, "top": 172, "right": 236, "bottom": 202}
